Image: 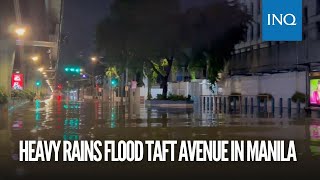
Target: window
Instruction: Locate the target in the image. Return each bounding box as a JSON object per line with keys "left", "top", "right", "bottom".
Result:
{"left": 250, "top": 25, "right": 254, "bottom": 41}
{"left": 317, "top": 22, "right": 320, "bottom": 39}
{"left": 251, "top": 2, "right": 254, "bottom": 15}
{"left": 257, "top": 0, "right": 261, "bottom": 15}
{"left": 303, "top": 7, "right": 308, "bottom": 24}
{"left": 317, "top": 0, "right": 320, "bottom": 14}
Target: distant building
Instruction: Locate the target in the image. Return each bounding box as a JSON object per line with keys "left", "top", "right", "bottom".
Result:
{"left": 218, "top": 0, "right": 320, "bottom": 106}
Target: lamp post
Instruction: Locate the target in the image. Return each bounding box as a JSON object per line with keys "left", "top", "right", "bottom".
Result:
{"left": 90, "top": 56, "right": 107, "bottom": 99}
{"left": 91, "top": 57, "right": 97, "bottom": 99}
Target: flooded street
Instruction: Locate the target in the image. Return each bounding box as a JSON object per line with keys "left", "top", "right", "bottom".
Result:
{"left": 0, "top": 96, "right": 320, "bottom": 178}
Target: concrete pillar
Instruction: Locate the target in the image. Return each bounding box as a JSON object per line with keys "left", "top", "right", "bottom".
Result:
{"left": 0, "top": 39, "right": 15, "bottom": 99}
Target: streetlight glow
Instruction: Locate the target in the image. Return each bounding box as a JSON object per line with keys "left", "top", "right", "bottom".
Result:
{"left": 91, "top": 57, "right": 97, "bottom": 62}
{"left": 31, "top": 56, "right": 39, "bottom": 61}
{"left": 38, "top": 67, "right": 44, "bottom": 72}
{"left": 15, "top": 27, "right": 26, "bottom": 37}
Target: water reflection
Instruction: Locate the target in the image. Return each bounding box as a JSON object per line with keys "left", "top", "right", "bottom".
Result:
{"left": 1, "top": 97, "right": 320, "bottom": 178}
{"left": 310, "top": 119, "right": 320, "bottom": 156}
{"left": 64, "top": 118, "right": 79, "bottom": 141}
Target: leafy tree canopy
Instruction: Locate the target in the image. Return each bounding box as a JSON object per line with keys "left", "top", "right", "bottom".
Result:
{"left": 96, "top": 0, "right": 250, "bottom": 97}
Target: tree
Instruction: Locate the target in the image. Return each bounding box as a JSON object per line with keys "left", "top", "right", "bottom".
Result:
{"left": 182, "top": 0, "right": 250, "bottom": 84}
{"left": 96, "top": 0, "right": 182, "bottom": 98}
{"left": 96, "top": 0, "right": 250, "bottom": 98}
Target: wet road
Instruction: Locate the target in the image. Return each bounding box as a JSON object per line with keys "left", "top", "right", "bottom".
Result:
{"left": 0, "top": 96, "right": 320, "bottom": 179}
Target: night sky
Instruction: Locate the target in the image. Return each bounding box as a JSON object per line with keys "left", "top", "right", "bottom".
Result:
{"left": 59, "top": 0, "right": 216, "bottom": 69}
{"left": 60, "top": 0, "right": 111, "bottom": 67}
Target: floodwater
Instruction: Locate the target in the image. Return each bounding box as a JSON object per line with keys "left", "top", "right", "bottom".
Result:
{"left": 0, "top": 96, "right": 320, "bottom": 179}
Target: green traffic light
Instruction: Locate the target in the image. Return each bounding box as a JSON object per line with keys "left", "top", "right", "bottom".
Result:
{"left": 65, "top": 67, "right": 82, "bottom": 74}
{"left": 36, "top": 81, "right": 41, "bottom": 86}
{"left": 111, "top": 78, "right": 118, "bottom": 87}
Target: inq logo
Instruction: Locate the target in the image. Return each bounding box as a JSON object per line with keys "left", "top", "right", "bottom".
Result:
{"left": 262, "top": 0, "right": 302, "bottom": 41}
{"left": 267, "top": 14, "right": 297, "bottom": 26}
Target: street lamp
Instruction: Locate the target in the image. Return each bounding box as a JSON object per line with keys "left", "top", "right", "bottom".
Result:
{"left": 91, "top": 57, "right": 97, "bottom": 62}
{"left": 31, "top": 56, "right": 39, "bottom": 61}
{"left": 38, "top": 67, "right": 44, "bottom": 72}
{"left": 15, "top": 27, "right": 26, "bottom": 37}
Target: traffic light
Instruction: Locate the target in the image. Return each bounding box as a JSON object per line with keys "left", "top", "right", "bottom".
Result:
{"left": 64, "top": 67, "right": 82, "bottom": 74}
{"left": 36, "top": 81, "right": 41, "bottom": 87}
{"left": 111, "top": 77, "right": 119, "bottom": 87}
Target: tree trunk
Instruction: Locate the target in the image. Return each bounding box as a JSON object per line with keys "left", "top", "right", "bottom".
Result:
{"left": 147, "top": 75, "right": 152, "bottom": 100}
{"left": 161, "top": 56, "right": 174, "bottom": 98}
{"left": 162, "top": 76, "right": 169, "bottom": 98}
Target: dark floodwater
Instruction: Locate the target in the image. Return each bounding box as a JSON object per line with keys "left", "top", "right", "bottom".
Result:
{"left": 0, "top": 97, "right": 320, "bottom": 179}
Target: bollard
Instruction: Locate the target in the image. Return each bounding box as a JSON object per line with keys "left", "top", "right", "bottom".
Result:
{"left": 212, "top": 97, "right": 215, "bottom": 111}
{"left": 297, "top": 100, "right": 301, "bottom": 114}
{"left": 198, "top": 96, "right": 202, "bottom": 112}
{"left": 251, "top": 97, "right": 254, "bottom": 114}
{"left": 271, "top": 98, "right": 275, "bottom": 114}
{"left": 279, "top": 98, "right": 283, "bottom": 114}
{"left": 264, "top": 98, "right": 268, "bottom": 113}
{"left": 288, "top": 98, "right": 291, "bottom": 115}
{"left": 204, "top": 96, "right": 207, "bottom": 112}
{"left": 245, "top": 97, "right": 248, "bottom": 114}
{"left": 201, "top": 96, "right": 204, "bottom": 112}
{"left": 216, "top": 97, "right": 219, "bottom": 111}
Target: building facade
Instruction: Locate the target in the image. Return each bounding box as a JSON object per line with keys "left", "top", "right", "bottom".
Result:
{"left": 0, "top": 0, "right": 63, "bottom": 96}
{"left": 218, "top": 0, "right": 320, "bottom": 106}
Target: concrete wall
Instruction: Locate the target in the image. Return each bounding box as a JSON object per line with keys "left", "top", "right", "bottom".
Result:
{"left": 218, "top": 71, "right": 307, "bottom": 107}
{"left": 139, "top": 79, "right": 216, "bottom": 101}
{"left": 168, "top": 82, "right": 189, "bottom": 97}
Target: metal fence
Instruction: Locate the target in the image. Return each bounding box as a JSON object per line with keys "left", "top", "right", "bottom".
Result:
{"left": 199, "top": 95, "right": 303, "bottom": 116}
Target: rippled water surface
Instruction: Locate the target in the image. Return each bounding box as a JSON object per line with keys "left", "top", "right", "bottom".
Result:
{"left": 0, "top": 97, "right": 320, "bottom": 178}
